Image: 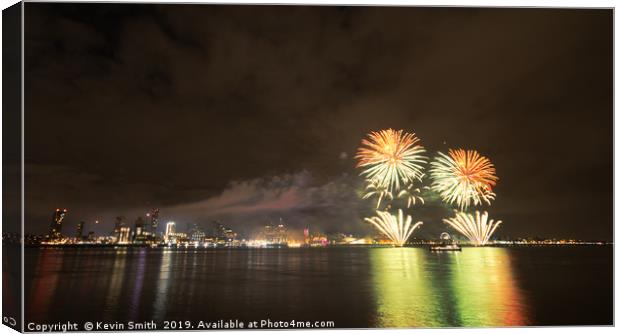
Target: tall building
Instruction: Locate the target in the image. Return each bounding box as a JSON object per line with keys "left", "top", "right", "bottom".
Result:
{"left": 165, "top": 221, "right": 176, "bottom": 236}
{"left": 49, "top": 208, "right": 67, "bottom": 240}
{"left": 263, "top": 220, "right": 287, "bottom": 245}
{"left": 119, "top": 227, "right": 131, "bottom": 244}
{"left": 165, "top": 222, "right": 176, "bottom": 242}
{"left": 147, "top": 208, "right": 160, "bottom": 234}
{"left": 213, "top": 222, "right": 236, "bottom": 243}
{"left": 134, "top": 217, "right": 145, "bottom": 241}
{"left": 112, "top": 216, "right": 125, "bottom": 241}
{"left": 263, "top": 224, "right": 274, "bottom": 243}
{"left": 274, "top": 222, "right": 287, "bottom": 244}
{"left": 76, "top": 221, "right": 85, "bottom": 240}
{"left": 189, "top": 224, "right": 206, "bottom": 243}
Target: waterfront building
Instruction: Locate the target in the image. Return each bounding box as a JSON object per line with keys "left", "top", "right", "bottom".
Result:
{"left": 212, "top": 222, "right": 237, "bottom": 245}
{"left": 166, "top": 232, "right": 188, "bottom": 245}
{"left": 118, "top": 227, "right": 131, "bottom": 244}
{"left": 304, "top": 226, "right": 310, "bottom": 246}
{"left": 48, "top": 208, "right": 67, "bottom": 240}
{"left": 310, "top": 232, "right": 328, "bottom": 247}
{"left": 134, "top": 217, "right": 145, "bottom": 239}
{"left": 274, "top": 223, "right": 287, "bottom": 244}
{"left": 262, "top": 220, "right": 287, "bottom": 246}
{"left": 165, "top": 222, "right": 176, "bottom": 242}
{"left": 112, "top": 216, "right": 125, "bottom": 242}
{"left": 133, "top": 217, "right": 155, "bottom": 244}
{"left": 190, "top": 224, "right": 206, "bottom": 243}
{"left": 76, "top": 221, "right": 85, "bottom": 240}
{"left": 147, "top": 208, "right": 160, "bottom": 234}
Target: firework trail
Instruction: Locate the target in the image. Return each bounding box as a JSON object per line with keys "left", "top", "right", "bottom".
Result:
{"left": 362, "top": 180, "right": 394, "bottom": 209}
{"left": 443, "top": 211, "right": 502, "bottom": 246}
{"left": 430, "top": 149, "right": 498, "bottom": 211}
{"left": 364, "top": 209, "right": 423, "bottom": 246}
{"left": 356, "top": 129, "right": 427, "bottom": 194}
{"left": 397, "top": 183, "right": 429, "bottom": 208}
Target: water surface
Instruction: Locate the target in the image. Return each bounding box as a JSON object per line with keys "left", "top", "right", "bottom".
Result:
{"left": 24, "top": 246, "right": 612, "bottom": 328}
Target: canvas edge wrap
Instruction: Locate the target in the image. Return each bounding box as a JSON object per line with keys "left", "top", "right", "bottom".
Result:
{"left": 2, "top": 1, "right": 24, "bottom": 332}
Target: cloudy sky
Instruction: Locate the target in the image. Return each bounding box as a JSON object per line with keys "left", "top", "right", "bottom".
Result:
{"left": 20, "top": 4, "right": 612, "bottom": 240}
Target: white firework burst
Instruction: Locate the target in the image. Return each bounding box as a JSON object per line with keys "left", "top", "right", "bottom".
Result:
{"left": 430, "top": 149, "right": 498, "bottom": 211}
{"left": 443, "top": 211, "right": 502, "bottom": 246}
{"left": 356, "top": 129, "right": 427, "bottom": 193}
{"left": 365, "top": 209, "right": 423, "bottom": 247}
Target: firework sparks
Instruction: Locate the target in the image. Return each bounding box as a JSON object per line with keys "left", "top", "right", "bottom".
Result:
{"left": 356, "top": 129, "right": 427, "bottom": 193}
{"left": 364, "top": 209, "right": 423, "bottom": 246}
{"left": 363, "top": 180, "right": 394, "bottom": 209}
{"left": 397, "top": 183, "right": 429, "bottom": 208}
{"left": 430, "top": 149, "right": 498, "bottom": 210}
{"left": 443, "top": 211, "right": 502, "bottom": 246}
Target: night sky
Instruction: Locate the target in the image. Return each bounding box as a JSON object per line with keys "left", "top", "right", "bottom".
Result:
{"left": 21, "top": 4, "right": 612, "bottom": 240}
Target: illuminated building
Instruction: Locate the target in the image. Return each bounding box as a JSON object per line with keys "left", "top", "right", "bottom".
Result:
{"left": 112, "top": 216, "right": 125, "bottom": 241}
{"left": 189, "top": 224, "right": 206, "bottom": 243}
{"left": 165, "top": 222, "right": 176, "bottom": 242}
{"left": 262, "top": 224, "right": 274, "bottom": 244}
{"left": 274, "top": 223, "right": 287, "bottom": 244}
{"left": 133, "top": 217, "right": 153, "bottom": 244}
{"left": 76, "top": 221, "right": 85, "bottom": 240}
{"left": 212, "top": 222, "right": 237, "bottom": 245}
{"left": 87, "top": 231, "right": 95, "bottom": 241}
{"left": 303, "top": 226, "right": 310, "bottom": 246}
{"left": 310, "top": 232, "right": 328, "bottom": 247}
{"left": 223, "top": 228, "right": 236, "bottom": 243}
{"left": 147, "top": 208, "right": 160, "bottom": 234}
{"left": 166, "top": 232, "right": 188, "bottom": 245}
{"left": 48, "top": 208, "right": 67, "bottom": 240}
{"left": 118, "top": 227, "right": 131, "bottom": 244}
{"left": 262, "top": 219, "right": 287, "bottom": 246}
{"left": 134, "top": 217, "right": 145, "bottom": 239}
{"left": 344, "top": 237, "right": 373, "bottom": 245}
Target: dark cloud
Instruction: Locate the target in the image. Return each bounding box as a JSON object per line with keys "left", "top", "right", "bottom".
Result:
{"left": 23, "top": 4, "right": 612, "bottom": 240}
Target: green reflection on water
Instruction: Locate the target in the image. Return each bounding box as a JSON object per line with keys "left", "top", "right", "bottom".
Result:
{"left": 371, "top": 247, "right": 527, "bottom": 328}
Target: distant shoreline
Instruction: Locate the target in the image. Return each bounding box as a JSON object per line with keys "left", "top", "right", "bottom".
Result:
{"left": 17, "top": 243, "right": 613, "bottom": 249}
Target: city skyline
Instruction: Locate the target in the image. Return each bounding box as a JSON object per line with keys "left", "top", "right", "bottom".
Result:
{"left": 17, "top": 205, "right": 610, "bottom": 245}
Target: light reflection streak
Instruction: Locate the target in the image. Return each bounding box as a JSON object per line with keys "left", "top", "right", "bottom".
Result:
{"left": 371, "top": 247, "right": 528, "bottom": 327}
{"left": 27, "top": 250, "right": 63, "bottom": 318}
{"left": 105, "top": 249, "right": 127, "bottom": 313}
{"left": 449, "top": 247, "right": 529, "bottom": 326}
{"left": 371, "top": 248, "right": 445, "bottom": 327}
{"left": 153, "top": 250, "right": 172, "bottom": 319}
{"left": 128, "top": 249, "right": 147, "bottom": 320}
